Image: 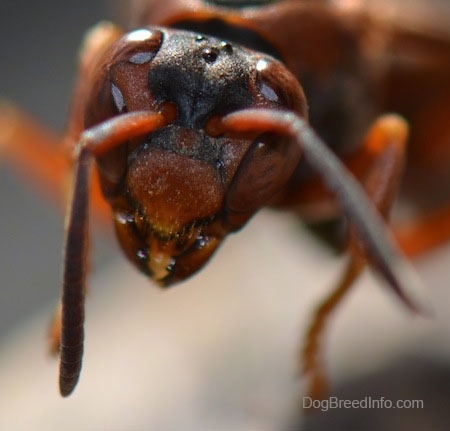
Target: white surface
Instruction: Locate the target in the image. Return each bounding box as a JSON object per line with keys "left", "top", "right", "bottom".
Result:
{"left": 1, "top": 210, "right": 449, "bottom": 430}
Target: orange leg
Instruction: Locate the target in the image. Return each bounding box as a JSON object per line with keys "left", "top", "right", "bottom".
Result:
{"left": 302, "top": 253, "right": 364, "bottom": 401}
{"left": 300, "top": 114, "right": 409, "bottom": 401}
{"left": 382, "top": 12, "right": 450, "bottom": 256}
{"left": 392, "top": 91, "right": 450, "bottom": 258}
{"left": 0, "top": 102, "right": 111, "bottom": 220}
{"left": 395, "top": 206, "right": 450, "bottom": 258}
{"left": 0, "top": 103, "right": 70, "bottom": 208}
{"left": 0, "top": 22, "right": 122, "bottom": 219}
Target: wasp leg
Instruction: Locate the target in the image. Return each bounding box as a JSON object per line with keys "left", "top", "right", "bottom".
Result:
{"left": 0, "top": 101, "right": 112, "bottom": 227}
{"left": 302, "top": 252, "right": 364, "bottom": 403}
{"left": 392, "top": 94, "right": 450, "bottom": 258}
{"left": 396, "top": 206, "right": 450, "bottom": 257}
{"left": 0, "top": 22, "right": 121, "bottom": 211}
{"left": 0, "top": 103, "right": 70, "bottom": 206}
{"left": 382, "top": 22, "right": 450, "bottom": 257}
{"left": 300, "top": 114, "right": 409, "bottom": 402}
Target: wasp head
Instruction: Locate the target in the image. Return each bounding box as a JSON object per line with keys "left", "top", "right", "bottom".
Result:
{"left": 83, "top": 27, "right": 306, "bottom": 285}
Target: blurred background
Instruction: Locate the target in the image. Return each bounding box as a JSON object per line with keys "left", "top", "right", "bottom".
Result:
{"left": 1, "top": 1, "right": 450, "bottom": 430}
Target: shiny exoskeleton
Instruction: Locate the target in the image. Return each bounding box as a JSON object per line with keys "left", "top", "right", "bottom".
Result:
{"left": 86, "top": 27, "right": 305, "bottom": 284}
{"left": 2, "top": 0, "right": 448, "bottom": 398}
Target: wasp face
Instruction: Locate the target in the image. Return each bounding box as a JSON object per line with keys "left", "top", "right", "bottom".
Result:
{"left": 84, "top": 27, "right": 306, "bottom": 285}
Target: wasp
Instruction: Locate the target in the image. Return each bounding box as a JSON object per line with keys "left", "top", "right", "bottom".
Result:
{"left": 1, "top": 0, "right": 448, "bottom": 399}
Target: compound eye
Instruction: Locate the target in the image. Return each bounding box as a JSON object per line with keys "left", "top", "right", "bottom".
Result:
{"left": 256, "top": 58, "right": 307, "bottom": 116}
{"left": 82, "top": 29, "right": 164, "bottom": 187}
{"left": 107, "top": 29, "right": 164, "bottom": 113}
{"left": 84, "top": 28, "right": 163, "bottom": 126}
{"left": 226, "top": 133, "right": 302, "bottom": 215}
{"left": 119, "top": 28, "right": 163, "bottom": 64}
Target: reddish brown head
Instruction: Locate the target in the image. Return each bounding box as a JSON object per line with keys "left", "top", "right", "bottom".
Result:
{"left": 83, "top": 27, "right": 307, "bottom": 285}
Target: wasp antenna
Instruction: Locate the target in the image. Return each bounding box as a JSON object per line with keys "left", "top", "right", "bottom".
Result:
{"left": 221, "top": 108, "right": 433, "bottom": 316}
{"left": 59, "top": 109, "right": 176, "bottom": 396}
{"left": 59, "top": 148, "right": 91, "bottom": 397}
{"left": 82, "top": 108, "right": 176, "bottom": 157}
